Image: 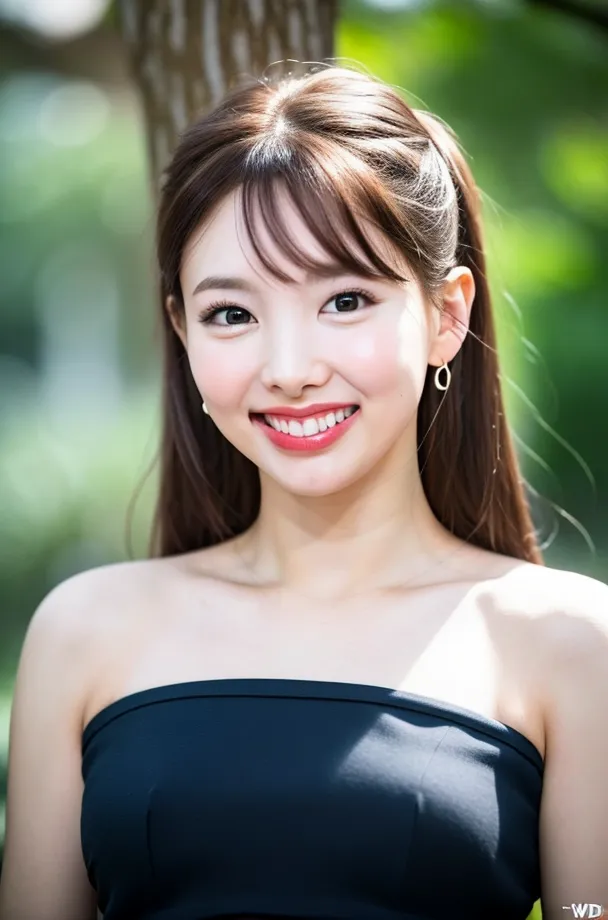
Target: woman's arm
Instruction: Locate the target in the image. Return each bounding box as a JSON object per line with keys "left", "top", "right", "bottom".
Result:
{"left": 0, "top": 577, "right": 99, "bottom": 920}
{"left": 538, "top": 572, "right": 608, "bottom": 919}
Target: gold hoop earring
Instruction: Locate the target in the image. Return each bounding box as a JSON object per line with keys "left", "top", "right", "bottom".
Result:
{"left": 201, "top": 401, "right": 210, "bottom": 415}
{"left": 434, "top": 361, "right": 451, "bottom": 391}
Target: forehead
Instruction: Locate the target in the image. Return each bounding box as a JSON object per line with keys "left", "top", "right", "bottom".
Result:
{"left": 180, "top": 185, "right": 409, "bottom": 293}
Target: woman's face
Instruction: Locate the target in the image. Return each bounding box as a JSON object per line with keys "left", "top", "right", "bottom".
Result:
{"left": 171, "top": 186, "right": 470, "bottom": 498}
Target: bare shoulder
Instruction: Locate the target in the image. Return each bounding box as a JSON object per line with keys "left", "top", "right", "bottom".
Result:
{"left": 500, "top": 566, "right": 608, "bottom": 911}
{"left": 452, "top": 557, "right": 607, "bottom": 759}
{"left": 490, "top": 561, "right": 608, "bottom": 728}
{"left": 522, "top": 564, "right": 608, "bottom": 689}
{"left": 493, "top": 560, "right": 608, "bottom": 645}
{"left": 481, "top": 559, "right": 608, "bottom": 667}
{"left": 28, "top": 558, "right": 179, "bottom": 717}
{"left": 0, "top": 561, "right": 167, "bottom": 920}
{"left": 32, "top": 556, "right": 171, "bottom": 640}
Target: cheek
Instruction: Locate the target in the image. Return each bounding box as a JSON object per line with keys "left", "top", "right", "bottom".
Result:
{"left": 186, "top": 340, "right": 254, "bottom": 409}
{"left": 346, "top": 313, "right": 428, "bottom": 397}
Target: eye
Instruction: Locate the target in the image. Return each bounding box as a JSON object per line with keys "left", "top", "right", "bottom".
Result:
{"left": 321, "top": 288, "right": 378, "bottom": 314}
{"left": 197, "top": 301, "right": 255, "bottom": 326}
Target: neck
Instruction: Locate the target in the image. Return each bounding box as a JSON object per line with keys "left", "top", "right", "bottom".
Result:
{"left": 238, "top": 446, "right": 463, "bottom": 602}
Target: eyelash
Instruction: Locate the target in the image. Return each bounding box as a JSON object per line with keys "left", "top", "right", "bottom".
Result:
{"left": 196, "top": 287, "right": 379, "bottom": 327}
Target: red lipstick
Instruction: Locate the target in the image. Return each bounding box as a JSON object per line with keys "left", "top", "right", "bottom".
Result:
{"left": 250, "top": 405, "right": 360, "bottom": 453}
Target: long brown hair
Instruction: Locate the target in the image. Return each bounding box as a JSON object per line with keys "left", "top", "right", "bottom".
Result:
{"left": 149, "top": 62, "right": 543, "bottom": 566}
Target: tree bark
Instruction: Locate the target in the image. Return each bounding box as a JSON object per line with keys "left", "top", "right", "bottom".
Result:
{"left": 118, "top": 0, "right": 339, "bottom": 185}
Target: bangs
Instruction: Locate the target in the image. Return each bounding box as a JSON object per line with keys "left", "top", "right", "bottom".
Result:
{"left": 238, "top": 141, "right": 414, "bottom": 289}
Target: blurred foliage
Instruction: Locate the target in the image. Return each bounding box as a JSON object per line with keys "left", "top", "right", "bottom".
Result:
{"left": 0, "top": 2, "right": 606, "bottom": 912}
{"left": 0, "top": 74, "right": 158, "bottom": 667}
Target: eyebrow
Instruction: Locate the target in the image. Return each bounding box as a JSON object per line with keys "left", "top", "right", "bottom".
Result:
{"left": 191, "top": 266, "right": 377, "bottom": 297}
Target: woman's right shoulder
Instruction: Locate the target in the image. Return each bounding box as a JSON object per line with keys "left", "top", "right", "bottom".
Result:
{"left": 25, "top": 559, "right": 171, "bottom": 709}
{"left": 31, "top": 557, "right": 164, "bottom": 642}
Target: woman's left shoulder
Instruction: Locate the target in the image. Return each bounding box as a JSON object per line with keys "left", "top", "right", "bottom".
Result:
{"left": 507, "top": 565, "right": 608, "bottom": 911}
{"left": 486, "top": 560, "right": 608, "bottom": 714}
{"left": 511, "top": 562, "right": 608, "bottom": 656}
{"left": 503, "top": 563, "right": 608, "bottom": 749}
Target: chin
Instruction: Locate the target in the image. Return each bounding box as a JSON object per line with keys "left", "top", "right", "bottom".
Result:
{"left": 282, "top": 481, "right": 348, "bottom": 498}
{"left": 265, "top": 463, "right": 365, "bottom": 498}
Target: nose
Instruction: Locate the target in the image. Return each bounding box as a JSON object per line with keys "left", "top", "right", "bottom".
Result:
{"left": 259, "top": 324, "right": 329, "bottom": 397}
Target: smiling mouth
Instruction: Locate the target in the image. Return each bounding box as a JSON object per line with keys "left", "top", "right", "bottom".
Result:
{"left": 249, "top": 406, "right": 359, "bottom": 430}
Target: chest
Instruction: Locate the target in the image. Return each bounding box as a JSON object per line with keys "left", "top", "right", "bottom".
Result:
{"left": 86, "top": 582, "right": 543, "bottom": 758}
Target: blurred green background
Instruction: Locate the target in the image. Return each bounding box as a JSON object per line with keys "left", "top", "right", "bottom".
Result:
{"left": 0, "top": 2, "right": 606, "bottom": 916}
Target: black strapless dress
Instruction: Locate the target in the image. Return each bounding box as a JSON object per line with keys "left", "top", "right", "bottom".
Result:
{"left": 81, "top": 677, "right": 544, "bottom": 919}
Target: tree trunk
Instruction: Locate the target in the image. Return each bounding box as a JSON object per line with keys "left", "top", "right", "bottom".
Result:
{"left": 118, "top": 0, "right": 339, "bottom": 185}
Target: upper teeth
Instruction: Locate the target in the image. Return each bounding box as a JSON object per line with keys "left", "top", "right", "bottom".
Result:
{"left": 264, "top": 405, "right": 358, "bottom": 437}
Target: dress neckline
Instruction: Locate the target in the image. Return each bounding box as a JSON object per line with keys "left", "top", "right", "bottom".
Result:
{"left": 81, "top": 676, "right": 544, "bottom": 771}
{"left": 82, "top": 677, "right": 544, "bottom": 773}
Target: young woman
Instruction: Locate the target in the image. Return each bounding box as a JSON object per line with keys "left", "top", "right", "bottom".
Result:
{"left": 1, "top": 62, "right": 607, "bottom": 920}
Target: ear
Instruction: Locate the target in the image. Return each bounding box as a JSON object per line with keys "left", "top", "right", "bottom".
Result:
{"left": 166, "top": 294, "right": 188, "bottom": 349}
{"left": 428, "top": 266, "right": 475, "bottom": 368}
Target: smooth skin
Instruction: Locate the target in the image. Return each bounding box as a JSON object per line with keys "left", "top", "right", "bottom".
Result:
{"left": 1, "top": 187, "right": 607, "bottom": 919}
